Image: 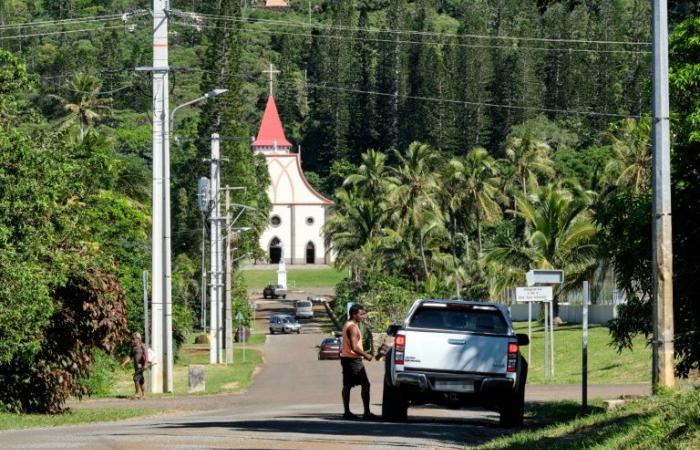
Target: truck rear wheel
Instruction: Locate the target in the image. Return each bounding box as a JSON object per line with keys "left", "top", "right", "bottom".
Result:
{"left": 499, "top": 357, "right": 527, "bottom": 427}
{"left": 381, "top": 349, "right": 408, "bottom": 422}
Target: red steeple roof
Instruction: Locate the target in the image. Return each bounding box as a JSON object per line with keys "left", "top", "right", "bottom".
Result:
{"left": 252, "top": 95, "right": 292, "bottom": 148}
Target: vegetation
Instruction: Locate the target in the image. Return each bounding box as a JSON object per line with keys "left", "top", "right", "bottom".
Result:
{"left": 472, "top": 388, "right": 700, "bottom": 449}
{"left": 0, "top": 408, "right": 162, "bottom": 431}
{"left": 0, "top": 0, "right": 698, "bottom": 414}
{"left": 241, "top": 266, "right": 346, "bottom": 289}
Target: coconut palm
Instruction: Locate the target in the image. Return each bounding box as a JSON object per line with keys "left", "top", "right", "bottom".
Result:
{"left": 388, "top": 142, "right": 441, "bottom": 231}
{"left": 51, "top": 73, "right": 112, "bottom": 139}
{"left": 504, "top": 132, "right": 555, "bottom": 197}
{"left": 449, "top": 147, "right": 505, "bottom": 255}
{"left": 604, "top": 118, "right": 651, "bottom": 195}
{"left": 489, "top": 183, "right": 598, "bottom": 318}
{"left": 343, "top": 149, "right": 393, "bottom": 199}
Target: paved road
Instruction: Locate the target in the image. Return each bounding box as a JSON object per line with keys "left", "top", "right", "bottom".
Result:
{"left": 0, "top": 295, "right": 649, "bottom": 449}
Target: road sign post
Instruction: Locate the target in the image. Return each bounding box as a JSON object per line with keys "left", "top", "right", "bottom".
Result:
{"left": 517, "top": 286, "right": 553, "bottom": 380}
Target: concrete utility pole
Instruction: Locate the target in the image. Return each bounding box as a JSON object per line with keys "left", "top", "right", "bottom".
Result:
{"left": 209, "top": 134, "right": 222, "bottom": 364}
{"left": 225, "top": 187, "right": 233, "bottom": 364}
{"left": 150, "top": 0, "right": 170, "bottom": 394}
{"left": 651, "top": 0, "right": 675, "bottom": 390}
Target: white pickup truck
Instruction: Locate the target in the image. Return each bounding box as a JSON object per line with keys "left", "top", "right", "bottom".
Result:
{"left": 382, "top": 299, "right": 529, "bottom": 427}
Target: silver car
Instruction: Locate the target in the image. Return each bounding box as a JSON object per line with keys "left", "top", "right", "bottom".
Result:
{"left": 269, "top": 314, "right": 301, "bottom": 334}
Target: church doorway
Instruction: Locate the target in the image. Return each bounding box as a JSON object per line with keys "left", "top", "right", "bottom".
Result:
{"left": 306, "top": 242, "right": 315, "bottom": 264}
{"left": 269, "top": 237, "right": 282, "bottom": 264}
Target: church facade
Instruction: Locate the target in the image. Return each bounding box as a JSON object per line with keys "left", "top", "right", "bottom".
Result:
{"left": 252, "top": 94, "right": 334, "bottom": 265}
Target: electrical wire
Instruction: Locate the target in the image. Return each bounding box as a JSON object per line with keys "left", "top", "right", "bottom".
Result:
{"left": 0, "top": 24, "right": 127, "bottom": 41}
{"left": 173, "top": 20, "right": 651, "bottom": 55}
{"left": 175, "top": 10, "right": 651, "bottom": 47}
{"left": 0, "top": 13, "right": 129, "bottom": 30}
{"left": 273, "top": 79, "right": 642, "bottom": 119}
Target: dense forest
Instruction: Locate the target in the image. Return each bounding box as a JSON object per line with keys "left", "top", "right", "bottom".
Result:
{"left": 0, "top": 0, "right": 699, "bottom": 412}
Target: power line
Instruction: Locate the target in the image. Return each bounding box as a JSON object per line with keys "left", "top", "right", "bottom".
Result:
{"left": 175, "top": 10, "right": 651, "bottom": 47}
{"left": 0, "top": 24, "right": 127, "bottom": 41}
{"left": 275, "top": 79, "right": 642, "bottom": 119}
{"left": 0, "top": 10, "right": 149, "bottom": 30}
{"left": 173, "top": 20, "right": 651, "bottom": 55}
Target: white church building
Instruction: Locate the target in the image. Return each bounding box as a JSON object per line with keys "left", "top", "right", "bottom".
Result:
{"left": 252, "top": 94, "right": 334, "bottom": 265}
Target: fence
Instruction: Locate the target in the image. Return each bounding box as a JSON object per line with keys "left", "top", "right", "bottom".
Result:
{"left": 509, "top": 303, "right": 618, "bottom": 325}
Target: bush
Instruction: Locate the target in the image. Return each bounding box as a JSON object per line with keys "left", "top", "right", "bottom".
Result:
{"left": 77, "top": 349, "right": 119, "bottom": 397}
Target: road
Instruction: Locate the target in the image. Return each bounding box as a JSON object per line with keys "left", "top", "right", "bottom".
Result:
{"left": 0, "top": 295, "right": 649, "bottom": 449}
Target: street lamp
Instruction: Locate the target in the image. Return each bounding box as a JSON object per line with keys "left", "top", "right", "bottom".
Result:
{"left": 164, "top": 88, "right": 228, "bottom": 392}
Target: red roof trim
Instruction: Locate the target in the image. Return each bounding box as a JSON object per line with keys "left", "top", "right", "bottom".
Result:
{"left": 252, "top": 95, "right": 292, "bottom": 148}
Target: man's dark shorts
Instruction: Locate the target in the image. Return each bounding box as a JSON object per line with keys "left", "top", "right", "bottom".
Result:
{"left": 133, "top": 370, "right": 145, "bottom": 385}
{"left": 341, "top": 357, "right": 369, "bottom": 387}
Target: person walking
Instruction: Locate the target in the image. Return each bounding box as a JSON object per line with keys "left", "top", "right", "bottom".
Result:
{"left": 340, "top": 304, "right": 377, "bottom": 420}
{"left": 121, "top": 332, "right": 148, "bottom": 400}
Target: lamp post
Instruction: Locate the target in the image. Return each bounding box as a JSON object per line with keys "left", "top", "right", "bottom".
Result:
{"left": 164, "top": 88, "right": 228, "bottom": 391}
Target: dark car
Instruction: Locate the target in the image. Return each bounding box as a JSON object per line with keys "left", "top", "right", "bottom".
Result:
{"left": 263, "top": 283, "right": 286, "bottom": 299}
{"left": 318, "top": 337, "right": 341, "bottom": 360}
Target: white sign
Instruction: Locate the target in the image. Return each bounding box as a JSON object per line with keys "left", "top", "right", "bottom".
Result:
{"left": 516, "top": 286, "right": 553, "bottom": 302}
{"left": 526, "top": 269, "right": 564, "bottom": 286}
{"left": 235, "top": 311, "right": 245, "bottom": 322}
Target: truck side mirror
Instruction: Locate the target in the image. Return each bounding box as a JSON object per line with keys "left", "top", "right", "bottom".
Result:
{"left": 386, "top": 324, "right": 402, "bottom": 336}
{"left": 516, "top": 333, "right": 530, "bottom": 346}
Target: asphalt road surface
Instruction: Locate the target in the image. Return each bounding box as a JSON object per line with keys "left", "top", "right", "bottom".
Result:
{"left": 1, "top": 294, "right": 649, "bottom": 450}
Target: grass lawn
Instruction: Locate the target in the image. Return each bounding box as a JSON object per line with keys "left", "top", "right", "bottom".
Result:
{"left": 472, "top": 388, "right": 700, "bottom": 449}
{"left": 515, "top": 322, "right": 651, "bottom": 384}
{"left": 0, "top": 408, "right": 161, "bottom": 431}
{"left": 241, "top": 266, "right": 346, "bottom": 289}
{"left": 109, "top": 342, "right": 262, "bottom": 397}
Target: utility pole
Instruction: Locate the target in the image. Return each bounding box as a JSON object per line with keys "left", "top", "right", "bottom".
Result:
{"left": 209, "top": 134, "right": 222, "bottom": 364}
{"left": 149, "top": 0, "right": 170, "bottom": 394}
{"left": 225, "top": 187, "right": 233, "bottom": 364}
{"left": 651, "top": 0, "right": 675, "bottom": 390}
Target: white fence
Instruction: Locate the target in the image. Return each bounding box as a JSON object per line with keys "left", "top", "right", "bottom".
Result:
{"left": 509, "top": 303, "right": 618, "bottom": 325}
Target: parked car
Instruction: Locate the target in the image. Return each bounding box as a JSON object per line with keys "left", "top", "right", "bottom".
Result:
{"left": 295, "top": 299, "right": 314, "bottom": 319}
{"left": 317, "top": 337, "right": 341, "bottom": 360}
{"left": 382, "top": 299, "right": 529, "bottom": 427}
{"left": 269, "top": 314, "right": 301, "bottom": 334}
{"left": 309, "top": 296, "right": 325, "bottom": 305}
{"left": 263, "top": 283, "right": 287, "bottom": 299}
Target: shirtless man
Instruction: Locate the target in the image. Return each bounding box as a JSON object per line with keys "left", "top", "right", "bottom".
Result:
{"left": 339, "top": 304, "right": 378, "bottom": 420}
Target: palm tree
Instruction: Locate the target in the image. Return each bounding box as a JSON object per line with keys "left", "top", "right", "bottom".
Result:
{"left": 489, "top": 183, "right": 598, "bottom": 319}
{"left": 604, "top": 118, "right": 651, "bottom": 195}
{"left": 51, "top": 73, "right": 112, "bottom": 139}
{"left": 343, "top": 149, "right": 393, "bottom": 198}
{"left": 324, "top": 187, "right": 391, "bottom": 282}
{"left": 504, "top": 132, "right": 555, "bottom": 197}
{"left": 388, "top": 142, "right": 441, "bottom": 231}
{"left": 450, "top": 147, "right": 505, "bottom": 255}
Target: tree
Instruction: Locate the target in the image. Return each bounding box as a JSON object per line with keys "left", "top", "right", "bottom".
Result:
{"left": 487, "top": 183, "right": 598, "bottom": 315}
{"left": 450, "top": 147, "right": 505, "bottom": 255}
{"left": 50, "top": 73, "right": 112, "bottom": 139}
{"left": 604, "top": 118, "right": 652, "bottom": 196}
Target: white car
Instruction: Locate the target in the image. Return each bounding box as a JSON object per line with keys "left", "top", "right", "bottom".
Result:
{"left": 269, "top": 314, "right": 301, "bottom": 334}
{"left": 295, "top": 299, "right": 314, "bottom": 319}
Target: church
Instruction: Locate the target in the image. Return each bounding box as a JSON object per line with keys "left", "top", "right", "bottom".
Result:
{"left": 252, "top": 87, "right": 334, "bottom": 265}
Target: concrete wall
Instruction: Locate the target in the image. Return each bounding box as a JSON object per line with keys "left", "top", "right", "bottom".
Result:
{"left": 509, "top": 303, "right": 618, "bottom": 325}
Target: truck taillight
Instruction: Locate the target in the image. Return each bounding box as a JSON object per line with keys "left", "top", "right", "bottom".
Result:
{"left": 394, "top": 334, "right": 406, "bottom": 365}
{"left": 507, "top": 342, "right": 519, "bottom": 372}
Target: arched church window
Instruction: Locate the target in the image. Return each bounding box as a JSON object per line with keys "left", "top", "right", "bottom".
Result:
{"left": 270, "top": 215, "right": 281, "bottom": 226}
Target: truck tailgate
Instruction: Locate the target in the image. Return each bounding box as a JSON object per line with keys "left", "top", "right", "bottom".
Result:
{"left": 402, "top": 330, "right": 508, "bottom": 374}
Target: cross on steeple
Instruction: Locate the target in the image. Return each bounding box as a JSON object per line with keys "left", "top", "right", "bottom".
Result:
{"left": 262, "top": 63, "right": 280, "bottom": 96}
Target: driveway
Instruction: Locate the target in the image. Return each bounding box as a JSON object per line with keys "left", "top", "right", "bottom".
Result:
{"left": 0, "top": 295, "right": 650, "bottom": 449}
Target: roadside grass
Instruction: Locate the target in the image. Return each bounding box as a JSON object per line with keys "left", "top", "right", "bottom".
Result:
{"left": 241, "top": 266, "right": 346, "bottom": 289}
{"left": 0, "top": 408, "right": 161, "bottom": 431}
{"left": 514, "top": 322, "right": 650, "bottom": 384}
{"left": 109, "top": 343, "right": 262, "bottom": 397}
{"left": 471, "top": 388, "right": 700, "bottom": 449}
